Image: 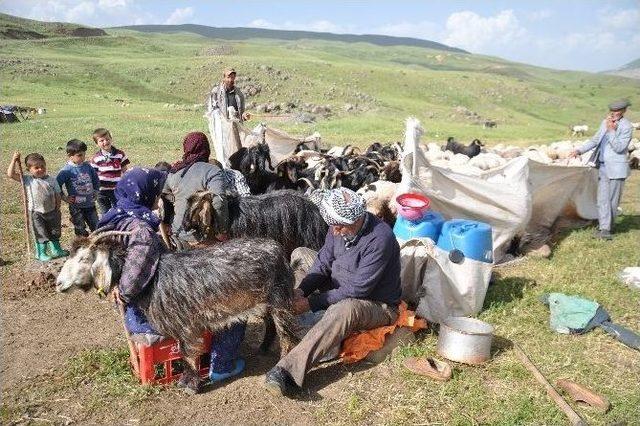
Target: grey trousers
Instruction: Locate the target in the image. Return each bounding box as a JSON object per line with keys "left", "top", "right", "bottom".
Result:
{"left": 279, "top": 248, "right": 399, "bottom": 387}
{"left": 597, "top": 166, "right": 625, "bottom": 232}
{"left": 31, "top": 209, "right": 62, "bottom": 243}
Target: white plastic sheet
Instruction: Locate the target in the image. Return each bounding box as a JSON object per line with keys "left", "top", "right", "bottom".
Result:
{"left": 206, "top": 109, "right": 322, "bottom": 167}
{"left": 399, "top": 238, "right": 492, "bottom": 323}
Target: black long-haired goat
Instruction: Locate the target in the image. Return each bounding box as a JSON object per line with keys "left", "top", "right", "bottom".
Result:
{"left": 183, "top": 189, "right": 328, "bottom": 259}
{"left": 443, "top": 137, "right": 484, "bottom": 158}
{"left": 56, "top": 232, "right": 298, "bottom": 394}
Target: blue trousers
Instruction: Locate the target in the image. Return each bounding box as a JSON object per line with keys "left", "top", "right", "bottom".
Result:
{"left": 209, "top": 321, "right": 246, "bottom": 373}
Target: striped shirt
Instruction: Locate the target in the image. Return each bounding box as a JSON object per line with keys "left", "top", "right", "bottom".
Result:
{"left": 90, "top": 147, "right": 130, "bottom": 191}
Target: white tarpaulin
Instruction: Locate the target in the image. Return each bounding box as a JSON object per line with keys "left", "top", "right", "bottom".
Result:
{"left": 399, "top": 129, "right": 598, "bottom": 262}
{"left": 399, "top": 238, "right": 492, "bottom": 323}
{"left": 205, "top": 109, "right": 322, "bottom": 167}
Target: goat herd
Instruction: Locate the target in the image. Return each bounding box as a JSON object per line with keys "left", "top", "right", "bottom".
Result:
{"left": 55, "top": 132, "right": 639, "bottom": 394}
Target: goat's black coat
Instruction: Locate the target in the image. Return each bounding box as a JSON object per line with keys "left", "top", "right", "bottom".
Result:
{"left": 63, "top": 236, "right": 298, "bottom": 393}
{"left": 444, "top": 137, "right": 484, "bottom": 158}
{"left": 184, "top": 189, "right": 329, "bottom": 259}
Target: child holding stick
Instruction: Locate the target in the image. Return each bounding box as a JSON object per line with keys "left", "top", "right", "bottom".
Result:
{"left": 6, "top": 152, "right": 69, "bottom": 261}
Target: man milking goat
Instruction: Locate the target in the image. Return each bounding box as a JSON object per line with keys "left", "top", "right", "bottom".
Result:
{"left": 265, "top": 188, "right": 402, "bottom": 397}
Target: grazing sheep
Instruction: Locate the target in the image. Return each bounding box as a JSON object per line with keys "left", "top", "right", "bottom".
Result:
{"left": 570, "top": 124, "right": 589, "bottom": 137}
{"left": 56, "top": 233, "right": 299, "bottom": 394}
{"left": 183, "top": 189, "right": 328, "bottom": 259}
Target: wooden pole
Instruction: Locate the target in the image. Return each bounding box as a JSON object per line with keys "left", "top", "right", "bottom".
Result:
{"left": 514, "top": 344, "right": 587, "bottom": 426}
{"left": 15, "top": 159, "right": 33, "bottom": 257}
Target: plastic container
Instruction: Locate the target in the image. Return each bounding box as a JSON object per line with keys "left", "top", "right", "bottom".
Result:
{"left": 395, "top": 193, "right": 431, "bottom": 221}
{"left": 393, "top": 210, "right": 445, "bottom": 241}
{"left": 134, "top": 333, "right": 213, "bottom": 385}
{"left": 437, "top": 219, "right": 493, "bottom": 263}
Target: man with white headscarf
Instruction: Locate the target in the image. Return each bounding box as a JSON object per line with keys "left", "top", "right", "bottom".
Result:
{"left": 265, "top": 188, "right": 402, "bottom": 397}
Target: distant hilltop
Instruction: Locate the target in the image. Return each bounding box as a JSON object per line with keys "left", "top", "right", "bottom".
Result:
{"left": 113, "top": 23, "right": 468, "bottom": 54}
{"left": 0, "top": 12, "right": 107, "bottom": 39}
{"left": 604, "top": 57, "right": 640, "bottom": 80}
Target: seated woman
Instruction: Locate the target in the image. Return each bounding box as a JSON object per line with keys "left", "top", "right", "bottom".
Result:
{"left": 99, "top": 167, "right": 245, "bottom": 386}
{"left": 162, "top": 131, "right": 249, "bottom": 243}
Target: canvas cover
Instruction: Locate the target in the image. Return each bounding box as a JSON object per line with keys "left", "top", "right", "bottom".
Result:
{"left": 205, "top": 109, "right": 321, "bottom": 167}
{"left": 397, "top": 123, "right": 598, "bottom": 321}
{"left": 399, "top": 132, "right": 598, "bottom": 263}
{"left": 399, "top": 238, "right": 492, "bottom": 323}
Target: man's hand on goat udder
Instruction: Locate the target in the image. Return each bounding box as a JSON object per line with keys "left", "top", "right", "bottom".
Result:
{"left": 293, "top": 295, "right": 310, "bottom": 314}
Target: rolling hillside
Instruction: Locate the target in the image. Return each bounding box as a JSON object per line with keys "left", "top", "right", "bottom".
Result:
{"left": 113, "top": 23, "right": 467, "bottom": 53}
{"left": 605, "top": 57, "right": 640, "bottom": 80}
{"left": 0, "top": 12, "right": 106, "bottom": 39}
{"left": 1, "top": 13, "right": 638, "bottom": 160}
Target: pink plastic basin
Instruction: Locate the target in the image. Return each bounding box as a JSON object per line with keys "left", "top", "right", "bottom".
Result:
{"left": 395, "top": 193, "right": 431, "bottom": 221}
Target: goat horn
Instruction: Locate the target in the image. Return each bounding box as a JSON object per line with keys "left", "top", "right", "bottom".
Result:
{"left": 89, "top": 230, "right": 133, "bottom": 246}
{"left": 88, "top": 225, "right": 115, "bottom": 237}
{"left": 296, "top": 177, "right": 316, "bottom": 188}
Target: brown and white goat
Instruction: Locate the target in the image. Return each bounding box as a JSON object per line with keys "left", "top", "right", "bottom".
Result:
{"left": 56, "top": 231, "right": 298, "bottom": 394}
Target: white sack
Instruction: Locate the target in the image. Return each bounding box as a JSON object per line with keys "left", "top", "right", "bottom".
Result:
{"left": 399, "top": 238, "right": 492, "bottom": 324}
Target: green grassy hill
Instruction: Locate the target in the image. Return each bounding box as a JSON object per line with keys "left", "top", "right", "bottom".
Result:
{"left": 0, "top": 12, "right": 106, "bottom": 39}
{"left": 2, "top": 26, "right": 638, "bottom": 156}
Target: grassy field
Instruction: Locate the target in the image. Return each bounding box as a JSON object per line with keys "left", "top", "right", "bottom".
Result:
{"left": 1, "top": 26, "right": 640, "bottom": 425}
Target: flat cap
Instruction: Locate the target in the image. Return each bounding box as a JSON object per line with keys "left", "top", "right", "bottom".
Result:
{"left": 608, "top": 99, "right": 631, "bottom": 111}
{"left": 223, "top": 67, "right": 236, "bottom": 77}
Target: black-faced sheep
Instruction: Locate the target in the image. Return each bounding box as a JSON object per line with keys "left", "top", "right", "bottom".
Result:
{"left": 56, "top": 233, "right": 298, "bottom": 394}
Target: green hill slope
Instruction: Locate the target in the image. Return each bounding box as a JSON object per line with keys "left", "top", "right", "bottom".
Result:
{"left": 1, "top": 18, "right": 638, "bottom": 164}
{"left": 113, "top": 23, "right": 468, "bottom": 53}
{"left": 0, "top": 12, "right": 106, "bottom": 39}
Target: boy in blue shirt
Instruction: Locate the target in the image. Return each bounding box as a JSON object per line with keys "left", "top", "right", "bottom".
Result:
{"left": 57, "top": 139, "right": 100, "bottom": 236}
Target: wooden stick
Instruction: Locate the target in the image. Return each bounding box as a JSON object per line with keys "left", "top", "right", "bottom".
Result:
{"left": 514, "top": 344, "right": 587, "bottom": 426}
{"left": 15, "top": 159, "right": 32, "bottom": 257}
{"left": 113, "top": 289, "right": 140, "bottom": 376}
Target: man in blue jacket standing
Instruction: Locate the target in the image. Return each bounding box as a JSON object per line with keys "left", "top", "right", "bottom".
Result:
{"left": 571, "top": 99, "right": 634, "bottom": 240}
{"left": 265, "top": 188, "right": 402, "bottom": 397}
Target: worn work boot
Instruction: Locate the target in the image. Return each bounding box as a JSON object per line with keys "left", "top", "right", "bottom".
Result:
{"left": 47, "top": 240, "right": 69, "bottom": 258}
{"left": 35, "top": 242, "right": 52, "bottom": 261}
{"left": 264, "top": 366, "right": 300, "bottom": 397}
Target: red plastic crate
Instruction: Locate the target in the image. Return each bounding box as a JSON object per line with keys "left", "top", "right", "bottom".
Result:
{"left": 129, "top": 332, "right": 213, "bottom": 385}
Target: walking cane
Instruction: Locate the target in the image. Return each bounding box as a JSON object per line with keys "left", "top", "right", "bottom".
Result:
{"left": 15, "top": 159, "right": 33, "bottom": 257}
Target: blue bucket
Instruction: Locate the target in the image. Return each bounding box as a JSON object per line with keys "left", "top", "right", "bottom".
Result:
{"left": 437, "top": 219, "right": 493, "bottom": 263}
{"left": 393, "top": 210, "right": 445, "bottom": 241}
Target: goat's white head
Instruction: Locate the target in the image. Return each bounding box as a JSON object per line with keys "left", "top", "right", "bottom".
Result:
{"left": 55, "top": 230, "right": 130, "bottom": 296}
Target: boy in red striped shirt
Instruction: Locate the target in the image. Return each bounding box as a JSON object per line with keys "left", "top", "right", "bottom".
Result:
{"left": 90, "top": 128, "right": 130, "bottom": 214}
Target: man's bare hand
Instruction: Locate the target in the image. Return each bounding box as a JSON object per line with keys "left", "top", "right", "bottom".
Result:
{"left": 569, "top": 149, "right": 580, "bottom": 158}
{"left": 293, "top": 296, "right": 310, "bottom": 314}
{"left": 242, "top": 112, "right": 251, "bottom": 121}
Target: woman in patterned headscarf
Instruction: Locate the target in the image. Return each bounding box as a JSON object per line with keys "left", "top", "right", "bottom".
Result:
{"left": 100, "top": 167, "right": 246, "bottom": 385}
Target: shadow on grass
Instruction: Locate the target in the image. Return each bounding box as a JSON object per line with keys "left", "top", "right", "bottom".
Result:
{"left": 614, "top": 214, "right": 640, "bottom": 234}
{"left": 549, "top": 214, "right": 639, "bottom": 258}
{"left": 484, "top": 275, "right": 537, "bottom": 310}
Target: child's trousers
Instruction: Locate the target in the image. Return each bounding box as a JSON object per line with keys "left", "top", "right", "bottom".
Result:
{"left": 31, "top": 209, "right": 62, "bottom": 243}
{"left": 69, "top": 205, "right": 99, "bottom": 236}
{"left": 96, "top": 190, "right": 117, "bottom": 215}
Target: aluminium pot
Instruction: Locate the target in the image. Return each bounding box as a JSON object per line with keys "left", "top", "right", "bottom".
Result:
{"left": 436, "top": 317, "right": 494, "bottom": 365}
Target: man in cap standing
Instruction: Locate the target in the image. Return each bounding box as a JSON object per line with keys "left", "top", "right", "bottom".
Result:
{"left": 265, "top": 188, "right": 402, "bottom": 397}
{"left": 570, "top": 99, "right": 634, "bottom": 239}
{"left": 208, "top": 68, "right": 251, "bottom": 122}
